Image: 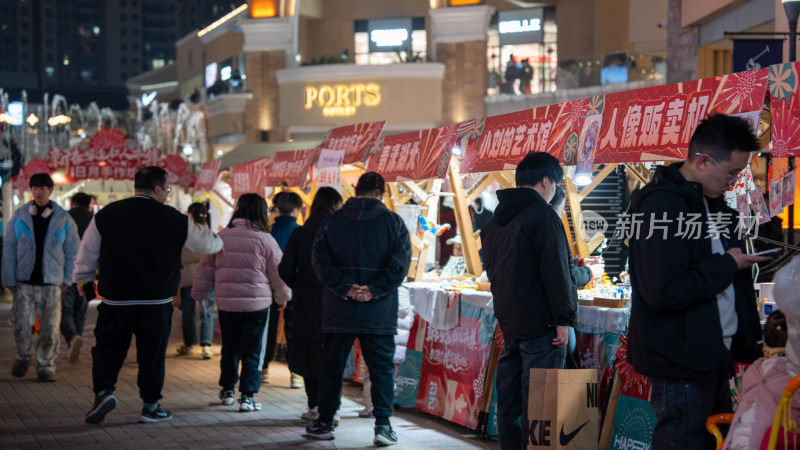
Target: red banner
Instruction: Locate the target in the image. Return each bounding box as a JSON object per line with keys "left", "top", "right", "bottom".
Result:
{"left": 324, "top": 121, "right": 385, "bottom": 165}
{"left": 262, "top": 149, "right": 315, "bottom": 187}
{"left": 13, "top": 157, "right": 52, "bottom": 191}
{"left": 48, "top": 127, "right": 163, "bottom": 180}
{"left": 596, "top": 69, "right": 767, "bottom": 163}
{"left": 366, "top": 124, "right": 459, "bottom": 182}
{"left": 770, "top": 62, "right": 800, "bottom": 156}
{"left": 194, "top": 160, "right": 221, "bottom": 191}
{"left": 461, "top": 105, "right": 560, "bottom": 173}
{"left": 163, "top": 155, "right": 189, "bottom": 186}
{"left": 230, "top": 156, "right": 270, "bottom": 199}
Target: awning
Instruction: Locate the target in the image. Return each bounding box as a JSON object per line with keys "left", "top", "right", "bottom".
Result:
{"left": 218, "top": 140, "right": 322, "bottom": 170}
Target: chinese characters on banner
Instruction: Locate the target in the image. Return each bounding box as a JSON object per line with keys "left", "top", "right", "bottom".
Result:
{"left": 367, "top": 124, "right": 459, "bottom": 182}
{"left": 262, "top": 149, "right": 315, "bottom": 188}
{"left": 194, "top": 160, "right": 222, "bottom": 191}
{"left": 230, "top": 156, "right": 270, "bottom": 199}
{"left": 459, "top": 68, "right": 769, "bottom": 173}
{"left": 323, "top": 121, "right": 385, "bottom": 164}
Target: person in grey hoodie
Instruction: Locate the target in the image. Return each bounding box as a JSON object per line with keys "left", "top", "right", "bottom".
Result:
{"left": 3, "top": 173, "right": 80, "bottom": 383}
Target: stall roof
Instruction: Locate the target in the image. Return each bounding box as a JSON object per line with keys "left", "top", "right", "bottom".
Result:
{"left": 218, "top": 140, "right": 323, "bottom": 170}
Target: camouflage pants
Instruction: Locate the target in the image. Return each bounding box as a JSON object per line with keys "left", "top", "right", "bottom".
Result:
{"left": 13, "top": 284, "right": 61, "bottom": 371}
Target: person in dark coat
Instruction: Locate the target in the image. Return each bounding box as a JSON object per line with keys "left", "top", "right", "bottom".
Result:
{"left": 279, "top": 187, "right": 343, "bottom": 422}
{"left": 61, "top": 192, "right": 94, "bottom": 363}
{"left": 627, "top": 114, "right": 767, "bottom": 449}
{"left": 481, "top": 152, "right": 574, "bottom": 450}
{"left": 306, "top": 172, "right": 411, "bottom": 446}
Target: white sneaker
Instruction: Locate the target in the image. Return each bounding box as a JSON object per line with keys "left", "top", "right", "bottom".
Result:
{"left": 359, "top": 406, "right": 374, "bottom": 418}
{"left": 201, "top": 345, "right": 212, "bottom": 360}
{"left": 219, "top": 390, "right": 234, "bottom": 406}
{"left": 239, "top": 395, "right": 261, "bottom": 412}
{"left": 301, "top": 406, "right": 319, "bottom": 420}
{"left": 333, "top": 409, "right": 341, "bottom": 426}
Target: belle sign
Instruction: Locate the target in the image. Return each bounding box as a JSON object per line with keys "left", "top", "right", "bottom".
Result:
{"left": 304, "top": 83, "right": 381, "bottom": 117}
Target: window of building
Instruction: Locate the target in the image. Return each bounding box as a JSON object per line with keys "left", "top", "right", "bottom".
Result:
{"left": 122, "top": 72, "right": 128, "bottom": 79}
{"left": 120, "top": 13, "right": 127, "bottom": 21}
{"left": 120, "top": 28, "right": 127, "bottom": 36}
{"left": 45, "top": 66, "right": 54, "bottom": 77}
{"left": 121, "top": 57, "right": 128, "bottom": 65}
{"left": 121, "top": 43, "right": 127, "bottom": 51}
{"left": 151, "top": 58, "right": 165, "bottom": 69}
{"left": 354, "top": 17, "right": 426, "bottom": 65}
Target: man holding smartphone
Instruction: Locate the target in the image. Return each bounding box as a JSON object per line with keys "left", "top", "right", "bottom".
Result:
{"left": 627, "top": 114, "right": 770, "bottom": 448}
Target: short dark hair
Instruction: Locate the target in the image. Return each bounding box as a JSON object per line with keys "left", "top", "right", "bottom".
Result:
{"left": 71, "top": 192, "right": 93, "bottom": 209}
{"left": 310, "top": 187, "right": 343, "bottom": 214}
{"left": 134, "top": 166, "right": 168, "bottom": 191}
{"left": 229, "top": 193, "right": 270, "bottom": 233}
{"left": 549, "top": 186, "right": 566, "bottom": 208}
{"left": 688, "top": 114, "right": 759, "bottom": 162}
{"left": 515, "top": 152, "right": 563, "bottom": 187}
{"left": 355, "top": 172, "right": 385, "bottom": 197}
{"left": 276, "top": 191, "right": 303, "bottom": 215}
{"left": 29, "top": 173, "right": 54, "bottom": 188}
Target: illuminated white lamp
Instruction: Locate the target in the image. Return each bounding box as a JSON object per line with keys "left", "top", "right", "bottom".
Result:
{"left": 182, "top": 144, "right": 194, "bottom": 156}
{"left": 573, "top": 170, "right": 592, "bottom": 187}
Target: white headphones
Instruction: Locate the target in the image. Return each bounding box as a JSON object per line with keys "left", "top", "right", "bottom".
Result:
{"left": 29, "top": 203, "right": 53, "bottom": 218}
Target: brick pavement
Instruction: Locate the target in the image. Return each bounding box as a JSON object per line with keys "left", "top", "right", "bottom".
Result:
{"left": 0, "top": 299, "right": 500, "bottom": 449}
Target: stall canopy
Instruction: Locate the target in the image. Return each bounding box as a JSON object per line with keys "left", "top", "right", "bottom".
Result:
{"left": 218, "top": 140, "right": 322, "bottom": 170}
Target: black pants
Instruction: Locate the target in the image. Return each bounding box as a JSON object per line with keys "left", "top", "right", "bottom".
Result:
{"left": 264, "top": 302, "right": 294, "bottom": 370}
{"left": 218, "top": 307, "right": 270, "bottom": 396}
{"left": 92, "top": 302, "right": 173, "bottom": 404}
{"left": 304, "top": 377, "right": 319, "bottom": 409}
{"left": 319, "top": 333, "right": 395, "bottom": 423}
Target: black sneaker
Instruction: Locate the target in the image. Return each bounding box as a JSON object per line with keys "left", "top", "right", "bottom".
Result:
{"left": 373, "top": 425, "right": 397, "bottom": 446}
{"left": 11, "top": 359, "right": 29, "bottom": 378}
{"left": 139, "top": 404, "right": 172, "bottom": 423}
{"left": 305, "top": 419, "right": 335, "bottom": 440}
{"left": 85, "top": 391, "right": 117, "bottom": 424}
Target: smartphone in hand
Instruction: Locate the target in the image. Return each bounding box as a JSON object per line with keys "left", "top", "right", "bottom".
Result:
{"left": 749, "top": 248, "right": 780, "bottom": 257}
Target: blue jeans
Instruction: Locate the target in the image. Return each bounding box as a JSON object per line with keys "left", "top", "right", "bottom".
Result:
{"left": 60, "top": 283, "right": 88, "bottom": 342}
{"left": 649, "top": 375, "right": 731, "bottom": 450}
{"left": 496, "top": 331, "right": 566, "bottom": 450}
{"left": 179, "top": 287, "right": 216, "bottom": 347}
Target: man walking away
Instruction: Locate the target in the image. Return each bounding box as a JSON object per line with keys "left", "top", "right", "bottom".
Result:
{"left": 61, "top": 192, "right": 94, "bottom": 362}
{"left": 3, "top": 173, "right": 80, "bottom": 382}
{"left": 307, "top": 172, "right": 411, "bottom": 446}
{"left": 628, "top": 114, "right": 768, "bottom": 449}
{"left": 74, "top": 166, "right": 222, "bottom": 424}
{"left": 481, "top": 153, "right": 574, "bottom": 450}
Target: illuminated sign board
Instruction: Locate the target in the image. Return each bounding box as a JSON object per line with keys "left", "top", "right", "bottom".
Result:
{"left": 498, "top": 8, "right": 544, "bottom": 46}
{"left": 304, "top": 83, "right": 381, "bottom": 117}
{"left": 205, "top": 62, "right": 218, "bottom": 89}
{"left": 368, "top": 18, "right": 412, "bottom": 53}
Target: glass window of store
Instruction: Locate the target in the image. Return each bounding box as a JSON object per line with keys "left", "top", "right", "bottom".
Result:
{"left": 354, "top": 17, "right": 426, "bottom": 65}
{"left": 486, "top": 7, "right": 557, "bottom": 96}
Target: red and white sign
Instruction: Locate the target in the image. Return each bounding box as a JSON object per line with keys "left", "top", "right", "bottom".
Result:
{"left": 324, "top": 121, "right": 385, "bottom": 164}
{"left": 367, "top": 124, "right": 459, "bottom": 182}
{"left": 230, "top": 156, "right": 270, "bottom": 199}
{"left": 195, "top": 160, "right": 222, "bottom": 191}
{"left": 262, "top": 149, "right": 315, "bottom": 187}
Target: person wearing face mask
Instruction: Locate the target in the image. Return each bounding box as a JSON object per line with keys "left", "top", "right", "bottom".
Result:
{"left": 627, "top": 114, "right": 768, "bottom": 449}
{"left": 481, "top": 152, "right": 575, "bottom": 450}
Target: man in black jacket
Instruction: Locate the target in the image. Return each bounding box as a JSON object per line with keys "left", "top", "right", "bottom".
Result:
{"left": 482, "top": 152, "right": 574, "bottom": 450}
{"left": 73, "top": 167, "right": 222, "bottom": 425}
{"left": 627, "top": 114, "right": 768, "bottom": 448}
{"left": 308, "top": 172, "right": 411, "bottom": 446}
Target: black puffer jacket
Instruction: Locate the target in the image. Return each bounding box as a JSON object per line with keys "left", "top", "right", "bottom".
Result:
{"left": 312, "top": 197, "right": 411, "bottom": 335}
{"left": 482, "top": 188, "right": 575, "bottom": 340}
{"left": 627, "top": 163, "right": 762, "bottom": 381}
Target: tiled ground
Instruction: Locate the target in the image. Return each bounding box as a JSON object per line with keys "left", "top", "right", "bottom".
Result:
{"left": 0, "top": 298, "right": 500, "bottom": 449}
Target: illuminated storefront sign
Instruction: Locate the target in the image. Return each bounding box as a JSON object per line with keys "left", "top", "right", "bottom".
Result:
{"left": 498, "top": 8, "right": 544, "bottom": 46}
{"left": 304, "top": 83, "right": 381, "bottom": 117}
{"left": 368, "top": 18, "right": 412, "bottom": 53}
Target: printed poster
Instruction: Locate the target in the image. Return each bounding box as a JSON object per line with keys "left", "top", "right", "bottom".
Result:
{"left": 750, "top": 189, "right": 771, "bottom": 225}
{"left": 770, "top": 178, "right": 784, "bottom": 217}
{"left": 783, "top": 170, "right": 796, "bottom": 208}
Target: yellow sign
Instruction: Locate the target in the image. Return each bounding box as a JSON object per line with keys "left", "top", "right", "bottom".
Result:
{"left": 304, "top": 83, "right": 381, "bottom": 117}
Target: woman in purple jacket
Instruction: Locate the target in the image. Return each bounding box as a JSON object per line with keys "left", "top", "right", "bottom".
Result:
{"left": 193, "top": 194, "right": 291, "bottom": 412}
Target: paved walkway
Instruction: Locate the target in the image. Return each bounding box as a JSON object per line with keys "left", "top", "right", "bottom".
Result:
{"left": 0, "top": 299, "right": 500, "bottom": 449}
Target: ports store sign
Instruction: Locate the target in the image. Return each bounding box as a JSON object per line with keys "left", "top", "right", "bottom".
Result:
{"left": 278, "top": 65, "right": 444, "bottom": 129}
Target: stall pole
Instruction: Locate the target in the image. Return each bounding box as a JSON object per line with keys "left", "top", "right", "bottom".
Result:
{"left": 448, "top": 157, "right": 482, "bottom": 275}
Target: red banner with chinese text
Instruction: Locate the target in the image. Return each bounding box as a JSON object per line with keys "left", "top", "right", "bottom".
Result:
{"left": 324, "top": 121, "right": 385, "bottom": 165}
{"left": 230, "top": 156, "right": 270, "bottom": 199}
{"left": 262, "top": 149, "right": 315, "bottom": 187}
{"left": 13, "top": 157, "right": 52, "bottom": 191}
{"left": 461, "top": 105, "right": 560, "bottom": 173}
{"left": 195, "top": 160, "right": 222, "bottom": 191}
{"left": 366, "top": 124, "right": 459, "bottom": 182}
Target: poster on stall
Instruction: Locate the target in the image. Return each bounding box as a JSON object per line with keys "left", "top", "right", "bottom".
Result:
{"left": 770, "top": 178, "right": 784, "bottom": 217}
{"left": 195, "top": 160, "right": 222, "bottom": 191}
{"left": 576, "top": 114, "right": 602, "bottom": 174}
{"left": 323, "top": 121, "right": 385, "bottom": 164}
{"left": 736, "top": 195, "right": 752, "bottom": 231}
{"left": 262, "top": 149, "right": 315, "bottom": 188}
{"left": 546, "top": 98, "right": 594, "bottom": 164}
{"left": 366, "top": 124, "right": 459, "bottom": 182}
{"left": 750, "top": 189, "right": 772, "bottom": 225}
{"left": 608, "top": 337, "right": 657, "bottom": 450}
{"left": 230, "top": 156, "right": 269, "bottom": 199}
{"left": 783, "top": 170, "right": 796, "bottom": 207}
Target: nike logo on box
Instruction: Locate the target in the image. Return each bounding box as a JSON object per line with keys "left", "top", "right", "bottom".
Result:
{"left": 559, "top": 420, "right": 589, "bottom": 446}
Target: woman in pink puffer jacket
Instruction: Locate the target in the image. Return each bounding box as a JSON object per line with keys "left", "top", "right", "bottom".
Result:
{"left": 192, "top": 193, "right": 291, "bottom": 413}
